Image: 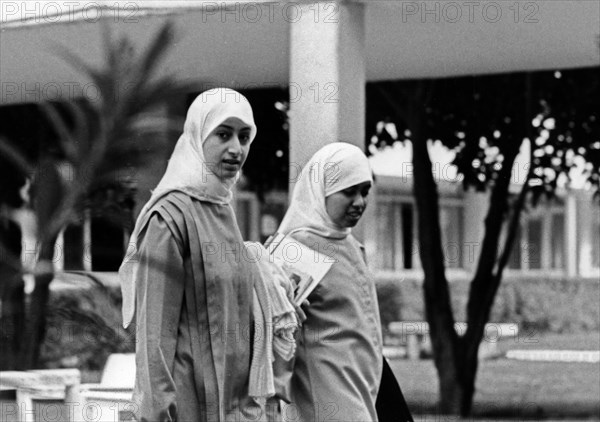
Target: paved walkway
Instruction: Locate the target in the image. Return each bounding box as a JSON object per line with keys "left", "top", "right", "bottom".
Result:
{"left": 383, "top": 346, "right": 600, "bottom": 363}
{"left": 505, "top": 349, "right": 600, "bottom": 363}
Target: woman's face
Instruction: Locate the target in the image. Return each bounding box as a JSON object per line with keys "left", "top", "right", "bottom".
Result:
{"left": 325, "top": 181, "right": 372, "bottom": 228}
{"left": 203, "top": 117, "right": 253, "bottom": 180}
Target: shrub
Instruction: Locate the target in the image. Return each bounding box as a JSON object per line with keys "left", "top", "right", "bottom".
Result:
{"left": 376, "top": 274, "right": 600, "bottom": 333}
{"left": 40, "top": 273, "right": 134, "bottom": 372}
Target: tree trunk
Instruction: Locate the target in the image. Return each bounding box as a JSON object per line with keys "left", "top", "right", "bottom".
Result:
{"left": 409, "top": 83, "right": 526, "bottom": 416}
{"left": 0, "top": 285, "right": 25, "bottom": 370}
{"left": 457, "top": 142, "right": 521, "bottom": 415}
{"left": 458, "top": 76, "right": 535, "bottom": 415}
{"left": 380, "top": 75, "right": 539, "bottom": 417}
{"left": 455, "top": 336, "right": 481, "bottom": 415}
{"left": 408, "top": 99, "right": 462, "bottom": 414}
{"left": 19, "top": 159, "right": 64, "bottom": 368}
{"left": 379, "top": 80, "right": 521, "bottom": 415}
{"left": 0, "top": 217, "right": 25, "bottom": 370}
{"left": 20, "top": 248, "right": 55, "bottom": 369}
{"left": 0, "top": 270, "right": 26, "bottom": 370}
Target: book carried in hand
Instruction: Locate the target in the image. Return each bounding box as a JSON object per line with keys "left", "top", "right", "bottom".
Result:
{"left": 265, "top": 232, "right": 333, "bottom": 306}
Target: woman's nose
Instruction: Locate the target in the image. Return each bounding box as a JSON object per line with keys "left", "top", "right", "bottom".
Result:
{"left": 228, "top": 136, "right": 242, "bottom": 155}
{"left": 353, "top": 194, "right": 365, "bottom": 208}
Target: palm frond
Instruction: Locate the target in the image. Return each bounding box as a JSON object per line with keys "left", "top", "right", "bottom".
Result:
{"left": 50, "top": 42, "right": 97, "bottom": 79}
{"left": 138, "top": 21, "right": 176, "bottom": 80}
{"left": 37, "top": 102, "right": 78, "bottom": 161}
{"left": 0, "top": 136, "right": 34, "bottom": 176}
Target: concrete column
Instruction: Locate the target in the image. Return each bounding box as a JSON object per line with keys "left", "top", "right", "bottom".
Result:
{"left": 288, "top": 1, "right": 366, "bottom": 189}
{"left": 565, "top": 194, "right": 577, "bottom": 277}
{"left": 54, "top": 231, "right": 65, "bottom": 272}
{"left": 83, "top": 208, "right": 92, "bottom": 272}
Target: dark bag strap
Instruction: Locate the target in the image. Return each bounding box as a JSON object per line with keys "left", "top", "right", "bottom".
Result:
{"left": 376, "top": 357, "right": 414, "bottom": 422}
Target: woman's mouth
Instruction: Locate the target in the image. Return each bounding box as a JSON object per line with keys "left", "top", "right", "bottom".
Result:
{"left": 222, "top": 159, "right": 241, "bottom": 169}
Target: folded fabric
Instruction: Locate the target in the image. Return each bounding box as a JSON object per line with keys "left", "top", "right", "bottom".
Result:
{"left": 250, "top": 288, "right": 274, "bottom": 402}
{"left": 265, "top": 254, "right": 300, "bottom": 360}
{"left": 245, "top": 242, "right": 299, "bottom": 401}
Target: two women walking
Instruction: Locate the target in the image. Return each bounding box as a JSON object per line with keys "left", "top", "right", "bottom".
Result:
{"left": 120, "top": 88, "right": 411, "bottom": 422}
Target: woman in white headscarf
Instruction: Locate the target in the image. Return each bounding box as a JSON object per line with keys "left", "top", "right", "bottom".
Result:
{"left": 277, "top": 142, "right": 383, "bottom": 422}
{"left": 120, "top": 88, "right": 278, "bottom": 422}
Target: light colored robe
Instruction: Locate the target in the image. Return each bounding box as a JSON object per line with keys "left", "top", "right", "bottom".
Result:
{"left": 131, "top": 192, "right": 278, "bottom": 422}
{"left": 285, "top": 231, "right": 383, "bottom": 422}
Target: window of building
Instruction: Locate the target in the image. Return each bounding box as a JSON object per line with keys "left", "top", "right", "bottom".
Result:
{"left": 233, "top": 190, "right": 287, "bottom": 243}
{"left": 526, "top": 217, "right": 543, "bottom": 270}
{"left": 375, "top": 199, "right": 416, "bottom": 271}
{"left": 579, "top": 216, "right": 600, "bottom": 277}
{"left": 550, "top": 213, "right": 565, "bottom": 270}
{"left": 592, "top": 220, "right": 600, "bottom": 270}
{"left": 401, "top": 204, "right": 415, "bottom": 269}
{"left": 259, "top": 200, "right": 287, "bottom": 243}
{"left": 507, "top": 224, "right": 522, "bottom": 270}
{"left": 57, "top": 209, "right": 128, "bottom": 272}
{"left": 372, "top": 197, "right": 464, "bottom": 272}
{"left": 234, "top": 195, "right": 255, "bottom": 241}
{"left": 440, "top": 204, "right": 463, "bottom": 268}
{"left": 91, "top": 215, "right": 125, "bottom": 271}
{"left": 375, "top": 201, "right": 393, "bottom": 270}
{"left": 507, "top": 200, "right": 566, "bottom": 272}
{"left": 62, "top": 221, "right": 85, "bottom": 271}
{"left": 377, "top": 197, "right": 449, "bottom": 271}
{"left": 232, "top": 190, "right": 264, "bottom": 242}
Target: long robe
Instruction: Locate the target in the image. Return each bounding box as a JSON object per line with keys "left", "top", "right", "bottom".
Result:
{"left": 131, "top": 192, "right": 275, "bottom": 422}
{"left": 285, "top": 231, "right": 383, "bottom": 422}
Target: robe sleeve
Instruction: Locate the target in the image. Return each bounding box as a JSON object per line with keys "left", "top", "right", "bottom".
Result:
{"left": 133, "top": 211, "right": 185, "bottom": 422}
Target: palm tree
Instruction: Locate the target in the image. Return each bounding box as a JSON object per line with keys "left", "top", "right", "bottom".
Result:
{"left": 0, "top": 21, "right": 193, "bottom": 369}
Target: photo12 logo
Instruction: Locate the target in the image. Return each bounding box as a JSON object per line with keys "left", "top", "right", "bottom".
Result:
{"left": 1, "top": 1, "right": 140, "bottom": 25}
{"left": 1, "top": 81, "right": 139, "bottom": 104}
{"left": 400, "top": 1, "right": 540, "bottom": 24}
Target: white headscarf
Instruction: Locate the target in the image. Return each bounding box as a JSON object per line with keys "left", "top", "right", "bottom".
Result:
{"left": 277, "top": 142, "right": 373, "bottom": 239}
{"left": 119, "top": 87, "right": 256, "bottom": 328}
{"left": 151, "top": 87, "right": 257, "bottom": 205}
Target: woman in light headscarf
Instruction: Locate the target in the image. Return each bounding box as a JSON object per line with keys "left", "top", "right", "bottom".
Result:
{"left": 276, "top": 142, "right": 381, "bottom": 421}
{"left": 278, "top": 143, "right": 412, "bottom": 422}
{"left": 120, "top": 88, "right": 279, "bottom": 422}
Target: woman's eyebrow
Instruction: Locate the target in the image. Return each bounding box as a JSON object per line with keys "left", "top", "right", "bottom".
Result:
{"left": 217, "top": 124, "right": 251, "bottom": 131}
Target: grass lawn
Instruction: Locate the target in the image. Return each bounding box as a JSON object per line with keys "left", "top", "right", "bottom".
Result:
{"left": 390, "top": 333, "right": 600, "bottom": 419}
{"left": 78, "top": 331, "right": 600, "bottom": 419}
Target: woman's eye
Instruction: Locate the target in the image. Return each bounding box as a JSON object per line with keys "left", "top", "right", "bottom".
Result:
{"left": 239, "top": 133, "right": 251, "bottom": 144}
{"left": 217, "top": 131, "right": 231, "bottom": 140}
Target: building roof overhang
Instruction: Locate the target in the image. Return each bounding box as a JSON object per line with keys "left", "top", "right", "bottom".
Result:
{"left": 1, "top": 1, "right": 599, "bottom": 105}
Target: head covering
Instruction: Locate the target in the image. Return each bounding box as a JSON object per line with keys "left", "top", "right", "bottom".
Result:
{"left": 277, "top": 142, "right": 373, "bottom": 239}
{"left": 119, "top": 87, "right": 256, "bottom": 328}
{"left": 152, "top": 87, "right": 257, "bottom": 205}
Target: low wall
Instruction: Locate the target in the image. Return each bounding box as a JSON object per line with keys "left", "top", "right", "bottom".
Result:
{"left": 376, "top": 274, "right": 600, "bottom": 333}
{"left": 41, "top": 272, "right": 599, "bottom": 371}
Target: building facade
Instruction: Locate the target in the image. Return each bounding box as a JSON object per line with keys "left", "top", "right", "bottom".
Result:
{"left": 13, "top": 167, "right": 598, "bottom": 285}
{"left": 231, "top": 176, "right": 599, "bottom": 282}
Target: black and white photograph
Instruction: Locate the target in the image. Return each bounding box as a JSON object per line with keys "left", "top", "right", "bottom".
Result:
{"left": 0, "top": 1, "right": 599, "bottom": 421}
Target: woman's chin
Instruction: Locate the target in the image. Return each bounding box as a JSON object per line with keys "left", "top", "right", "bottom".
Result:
{"left": 344, "top": 215, "right": 362, "bottom": 227}
{"left": 216, "top": 170, "right": 239, "bottom": 181}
